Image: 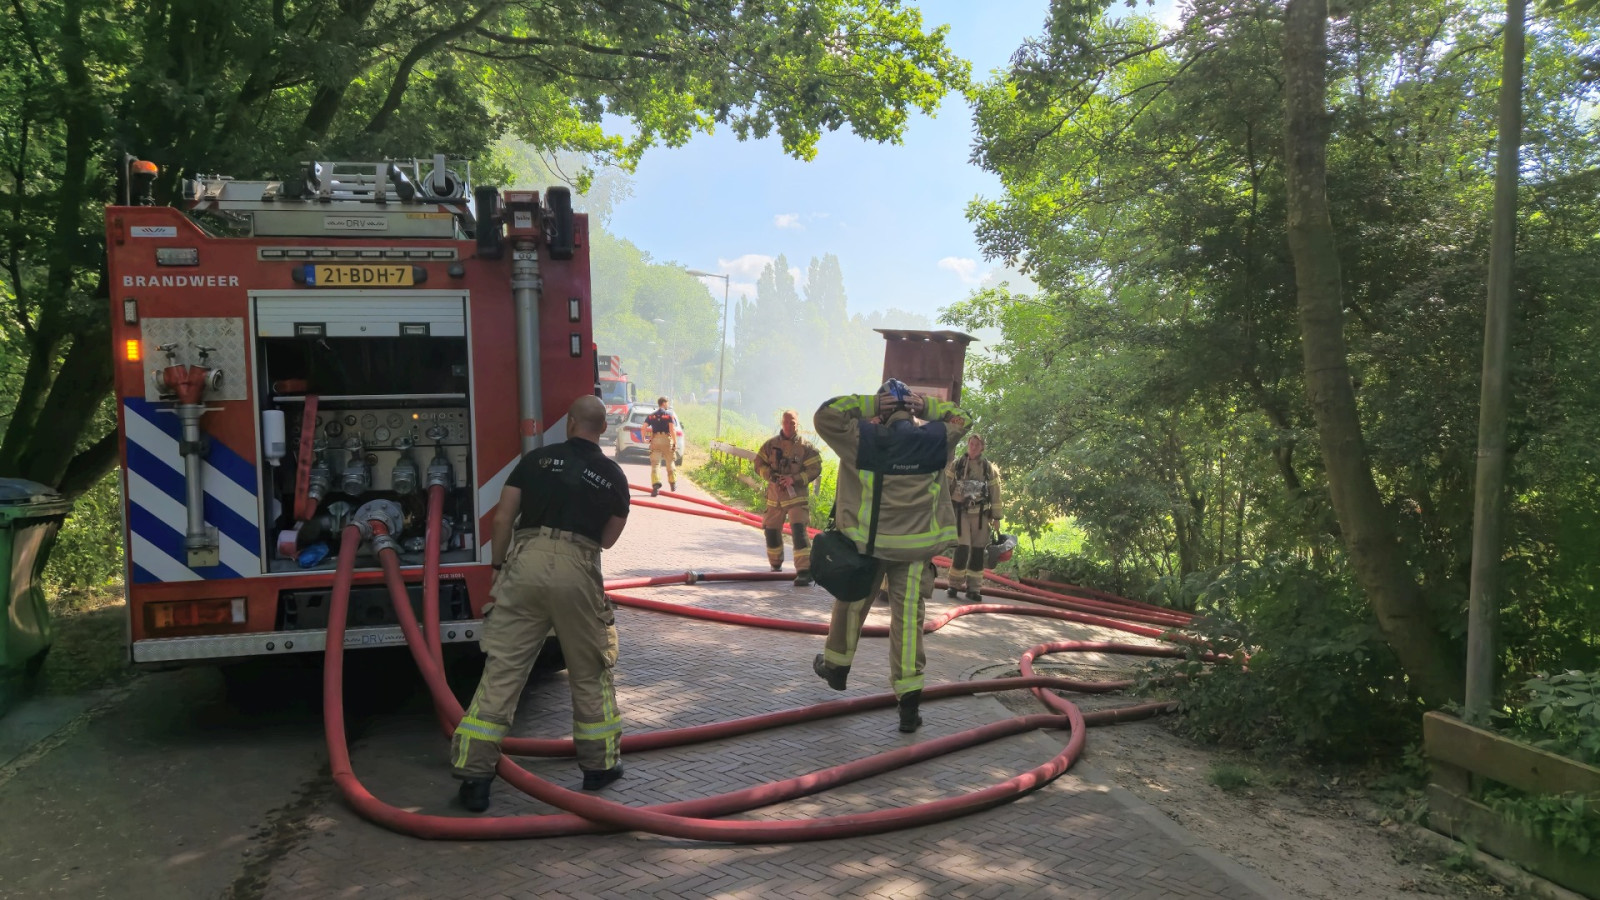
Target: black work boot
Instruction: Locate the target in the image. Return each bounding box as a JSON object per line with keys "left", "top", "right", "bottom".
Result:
{"left": 651, "top": 483, "right": 661, "bottom": 497}
{"left": 581, "top": 764, "right": 625, "bottom": 791}
{"left": 946, "top": 584, "right": 959, "bottom": 598}
{"left": 669, "top": 482, "right": 677, "bottom": 492}
{"left": 457, "top": 776, "right": 492, "bottom": 813}
{"left": 771, "top": 561, "right": 783, "bottom": 572}
{"left": 898, "top": 691, "right": 923, "bottom": 733}
{"left": 812, "top": 654, "right": 849, "bottom": 691}
{"left": 793, "top": 569, "right": 814, "bottom": 587}
{"left": 965, "top": 588, "right": 982, "bottom": 602}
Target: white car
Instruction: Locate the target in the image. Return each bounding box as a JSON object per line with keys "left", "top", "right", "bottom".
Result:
{"left": 614, "top": 404, "right": 685, "bottom": 465}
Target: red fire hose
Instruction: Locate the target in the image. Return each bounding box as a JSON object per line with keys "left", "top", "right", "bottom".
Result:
{"left": 321, "top": 483, "right": 1200, "bottom": 841}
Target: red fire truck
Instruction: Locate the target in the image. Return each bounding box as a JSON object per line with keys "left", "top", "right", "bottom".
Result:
{"left": 106, "top": 156, "right": 594, "bottom": 667}
{"left": 596, "top": 353, "right": 635, "bottom": 442}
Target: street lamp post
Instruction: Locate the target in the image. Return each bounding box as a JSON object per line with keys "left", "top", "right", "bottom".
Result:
{"left": 651, "top": 317, "right": 668, "bottom": 398}
{"left": 687, "top": 269, "right": 730, "bottom": 439}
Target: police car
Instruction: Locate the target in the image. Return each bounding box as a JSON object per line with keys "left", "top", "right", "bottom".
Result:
{"left": 613, "top": 403, "right": 685, "bottom": 464}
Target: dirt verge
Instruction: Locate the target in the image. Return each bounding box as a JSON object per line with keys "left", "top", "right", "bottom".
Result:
{"left": 988, "top": 658, "right": 1539, "bottom": 900}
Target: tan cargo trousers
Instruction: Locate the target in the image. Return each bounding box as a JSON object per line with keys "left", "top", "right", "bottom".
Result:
{"left": 821, "top": 558, "right": 931, "bottom": 697}
{"left": 450, "top": 528, "right": 621, "bottom": 778}
{"left": 951, "top": 509, "right": 989, "bottom": 593}
{"left": 649, "top": 433, "right": 676, "bottom": 488}
{"left": 761, "top": 502, "right": 811, "bottom": 571}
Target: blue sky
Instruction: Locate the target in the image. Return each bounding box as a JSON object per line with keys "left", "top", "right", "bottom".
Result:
{"left": 603, "top": 1, "right": 1181, "bottom": 322}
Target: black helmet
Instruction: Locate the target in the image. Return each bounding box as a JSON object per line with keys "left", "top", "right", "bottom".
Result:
{"left": 984, "top": 532, "right": 1018, "bottom": 569}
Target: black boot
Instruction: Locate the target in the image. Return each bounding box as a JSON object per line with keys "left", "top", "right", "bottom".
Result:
{"left": 793, "top": 570, "right": 814, "bottom": 587}
{"left": 581, "top": 764, "right": 625, "bottom": 791}
{"left": 651, "top": 483, "right": 661, "bottom": 497}
{"left": 946, "top": 584, "right": 958, "bottom": 599}
{"left": 898, "top": 691, "right": 923, "bottom": 733}
{"left": 771, "top": 560, "right": 784, "bottom": 572}
{"left": 669, "top": 482, "right": 677, "bottom": 493}
{"left": 812, "top": 654, "right": 849, "bottom": 691}
{"left": 965, "top": 588, "right": 982, "bottom": 602}
{"left": 457, "top": 776, "right": 492, "bottom": 813}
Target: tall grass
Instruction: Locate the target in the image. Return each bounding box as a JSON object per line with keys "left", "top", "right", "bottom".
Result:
{"left": 680, "top": 403, "right": 842, "bottom": 522}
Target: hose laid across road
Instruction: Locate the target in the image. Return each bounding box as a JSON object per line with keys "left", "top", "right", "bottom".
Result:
{"left": 321, "top": 483, "right": 1200, "bottom": 841}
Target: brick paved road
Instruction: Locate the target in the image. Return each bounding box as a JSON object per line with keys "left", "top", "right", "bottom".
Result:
{"left": 0, "top": 457, "right": 1288, "bottom": 899}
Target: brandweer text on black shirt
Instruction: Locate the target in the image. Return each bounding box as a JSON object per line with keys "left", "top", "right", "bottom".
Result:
{"left": 506, "top": 437, "right": 630, "bottom": 544}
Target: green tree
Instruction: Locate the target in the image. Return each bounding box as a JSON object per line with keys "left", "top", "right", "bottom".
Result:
{"left": 731, "top": 253, "right": 931, "bottom": 424}
{"left": 0, "top": 0, "right": 969, "bottom": 495}
{"left": 1282, "top": 0, "right": 1458, "bottom": 704}
{"left": 951, "top": 0, "right": 1600, "bottom": 705}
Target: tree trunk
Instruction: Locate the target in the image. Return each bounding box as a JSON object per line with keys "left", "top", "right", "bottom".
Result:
{"left": 19, "top": 325, "right": 115, "bottom": 492}
{"left": 1281, "top": 0, "right": 1463, "bottom": 706}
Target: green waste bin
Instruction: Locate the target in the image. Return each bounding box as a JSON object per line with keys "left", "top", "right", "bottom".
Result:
{"left": 0, "top": 479, "right": 74, "bottom": 678}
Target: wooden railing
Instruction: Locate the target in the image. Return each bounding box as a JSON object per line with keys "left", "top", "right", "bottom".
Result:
{"left": 1424, "top": 710, "right": 1600, "bottom": 898}
{"left": 707, "top": 440, "right": 763, "bottom": 491}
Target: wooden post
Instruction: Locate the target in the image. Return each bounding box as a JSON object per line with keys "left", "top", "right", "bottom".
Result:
{"left": 1465, "top": 0, "right": 1526, "bottom": 726}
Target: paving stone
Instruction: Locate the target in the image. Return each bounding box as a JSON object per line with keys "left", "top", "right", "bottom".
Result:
{"left": 260, "top": 461, "right": 1285, "bottom": 899}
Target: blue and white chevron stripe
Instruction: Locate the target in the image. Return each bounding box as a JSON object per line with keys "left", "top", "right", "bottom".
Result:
{"left": 123, "top": 398, "right": 261, "bottom": 583}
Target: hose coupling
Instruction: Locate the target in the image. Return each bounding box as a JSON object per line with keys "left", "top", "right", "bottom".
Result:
{"left": 353, "top": 499, "right": 403, "bottom": 543}
{"left": 425, "top": 460, "right": 453, "bottom": 489}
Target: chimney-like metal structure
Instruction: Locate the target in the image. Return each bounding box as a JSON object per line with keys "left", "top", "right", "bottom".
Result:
{"left": 875, "top": 329, "right": 977, "bottom": 404}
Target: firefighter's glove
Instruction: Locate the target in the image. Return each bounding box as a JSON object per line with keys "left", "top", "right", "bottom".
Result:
{"left": 875, "top": 389, "right": 924, "bottom": 418}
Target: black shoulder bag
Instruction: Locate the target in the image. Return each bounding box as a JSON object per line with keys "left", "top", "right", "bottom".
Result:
{"left": 812, "top": 418, "right": 948, "bottom": 604}
{"left": 810, "top": 474, "right": 882, "bottom": 604}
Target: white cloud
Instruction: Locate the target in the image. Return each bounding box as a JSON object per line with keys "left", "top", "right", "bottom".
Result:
{"left": 774, "top": 213, "right": 803, "bottom": 230}
{"left": 713, "top": 254, "right": 773, "bottom": 301}
{"left": 719, "top": 254, "right": 774, "bottom": 281}
{"left": 938, "top": 256, "right": 985, "bottom": 286}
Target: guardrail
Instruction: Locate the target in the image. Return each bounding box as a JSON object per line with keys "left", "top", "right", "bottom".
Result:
{"left": 1424, "top": 710, "right": 1600, "bottom": 898}
{"left": 709, "top": 440, "right": 759, "bottom": 463}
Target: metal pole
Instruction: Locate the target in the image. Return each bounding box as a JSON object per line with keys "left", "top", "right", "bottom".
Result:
{"left": 179, "top": 407, "right": 210, "bottom": 557}
{"left": 512, "top": 241, "right": 544, "bottom": 454}
{"left": 715, "top": 275, "right": 729, "bottom": 439}
{"left": 1465, "top": 0, "right": 1525, "bottom": 725}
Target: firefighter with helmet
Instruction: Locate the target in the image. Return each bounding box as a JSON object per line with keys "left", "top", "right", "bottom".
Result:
{"left": 645, "top": 396, "right": 678, "bottom": 496}
{"left": 755, "top": 409, "right": 823, "bottom": 585}
{"left": 945, "top": 433, "right": 1003, "bottom": 600}
{"left": 810, "top": 380, "right": 968, "bottom": 733}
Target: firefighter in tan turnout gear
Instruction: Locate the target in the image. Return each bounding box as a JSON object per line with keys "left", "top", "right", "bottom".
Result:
{"left": 945, "top": 433, "right": 1003, "bottom": 601}
{"left": 811, "top": 380, "right": 967, "bottom": 733}
{"left": 645, "top": 396, "right": 678, "bottom": 496}
{"left": 755, "top": 409, "right": 824, "bottom": 586}
{"left": 450, "top": 394, "right": 630, "bottom": 813}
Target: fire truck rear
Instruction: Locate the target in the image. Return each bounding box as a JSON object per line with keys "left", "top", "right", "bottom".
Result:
{"left": 107, "top": 156, "right": 593, "bottom": 667}
{"left": 596, "top": 353, "right": 635, "bottom": 442}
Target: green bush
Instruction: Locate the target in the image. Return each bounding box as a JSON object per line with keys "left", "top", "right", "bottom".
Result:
{"left": 1007, "top": 546, "right": 1158, "bottom": 603}
{"left": 44, "top": 472, "right": 124, "bottom": 596}
{"left": 1497, "top": 669, "right": 1600, "bottom": 765}
{"left": 1482, "top": 786, "right": 1600, "bottom": 856}
{"left": 1161, "top": 557, "right": 1420, "bottom": 761}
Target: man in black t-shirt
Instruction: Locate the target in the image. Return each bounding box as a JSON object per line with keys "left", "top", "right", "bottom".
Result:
{"left": 450, "top": 394, "right": 632, "bottom": 812}
{"left": 644, "top": 396, "right": 678, "bottom": 496}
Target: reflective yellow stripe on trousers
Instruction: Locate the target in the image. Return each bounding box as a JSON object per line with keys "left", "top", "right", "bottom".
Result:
{"left": 894, "top": 562, "right": 925, "bottom": 696}
{"left": 574, "top": 668, "right": 622, "bottom": 769}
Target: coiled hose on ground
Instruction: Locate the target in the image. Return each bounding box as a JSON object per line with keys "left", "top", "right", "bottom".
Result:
{"left": 321, "top": 484, "right": 1204, "bottom": 842}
